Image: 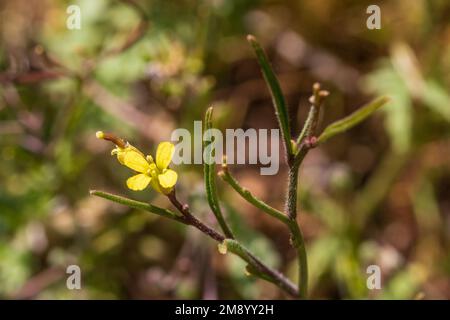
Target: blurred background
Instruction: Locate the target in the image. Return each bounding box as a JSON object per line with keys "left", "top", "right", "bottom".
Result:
{"left": 0, "top": 0, "right": 449, "bottom": 299}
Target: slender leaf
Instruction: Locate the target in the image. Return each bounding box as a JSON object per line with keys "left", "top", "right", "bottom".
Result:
{"left": 90, "top": 190, "right": 184, "bottom": 222}
{"left": 318, "top": 96, "right": 390, "bottom": 144}
{"left": 204, "top": 107, "right": 234, "bottom": 238}
{"left": 219, "top": 169, "right": 289, "bottom": 224}
{"left": 247, "top": 35, "right": 292, "bottom": 155}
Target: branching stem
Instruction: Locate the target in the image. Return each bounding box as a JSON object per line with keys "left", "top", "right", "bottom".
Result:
{"left": 92, "top": 189, "right": 298, "bottom": 296}
{"left": 166, "top": 190, "right": 299, "bottom": 297}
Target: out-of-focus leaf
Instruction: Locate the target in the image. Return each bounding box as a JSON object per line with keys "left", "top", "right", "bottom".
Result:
{"left": 379, "top": 264, "right": 426, "bottom": 299}
{"left": 364, "top": 65, "right": 412, "bottom": 152}
{"left": 0, "top": 245, "right": 31, "bottom": 296}
{"left": 305, "top": 236, "right": 341, "bottom": 291}
{"left": 333, "top": 242, "right": 368, "bottom": 299}
{"left": 410, "top": 177, "right": 441, "bottom": 231}
{"left": 422, "top": 80, "right": 450, "bottom": 122}
{"left": 317, "top": 96, "right": 389, "bottom": 144}
{"left": 390, "top": 42, "right": 424, "bottom": 96}
{"left": 391, "top": 42, "right": 450, "bottom": 122}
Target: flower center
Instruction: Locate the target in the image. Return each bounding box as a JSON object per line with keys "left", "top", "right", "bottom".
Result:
{"left": 146, "top": 163, "right": 159, "bottom": 179}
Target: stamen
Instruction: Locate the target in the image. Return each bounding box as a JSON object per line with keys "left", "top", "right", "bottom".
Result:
{"left": 146, "top": 155, "right": 154, "bottom": 163}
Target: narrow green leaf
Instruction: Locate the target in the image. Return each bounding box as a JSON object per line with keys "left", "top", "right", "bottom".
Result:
{"left": 247, "top": 35, "right": 292, "bottom": 155}
{"left": 219, "top": 169, "right": 290, "bottom": 224}
{"left": 317, "top": 96, "right": 390, "bottom": 144}
{"left": 90, "top": 190, "right": 184, "bottom": 222}
{"left": 204, "top": 107, "right": 234, "bottom": 238}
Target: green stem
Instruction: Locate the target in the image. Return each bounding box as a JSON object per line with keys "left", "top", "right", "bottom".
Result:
{"left": 204, "top": 107, "right": 234, "bottom": 238}
{"left": 296, "top": 83, "right": 328, "bottom": 147}
{"left": 221, "top": 151, "right": 309, "bottom": 298}
{"left": 286, "top": 161, "right": 300, "bottom": 220}
{"left": 287, "top": 220, "right": 308, "bottom": 298}
{"left": 90, "top": 190, "right": 184, "bottom": 222}
{"left": 220, "top": 239, "right": 298, "bottom": 297}
{"left": 92, "top": 189, "right": 300, "bottom": 297}
{"left": 219, "top": 168, "right": 290, "bottom": 224}
{"left": 285, "top": 156, "right": 308, "bottom": 299}
{"left": 296, "top": 105, "right": 315, "bottom": 146}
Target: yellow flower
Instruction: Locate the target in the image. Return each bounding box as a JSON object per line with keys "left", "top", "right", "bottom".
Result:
{"left": 123, "top": 142, "right": 178, "bottom": 194}
{"left": 96, "top": 131, "right": 178, "bottom": 194}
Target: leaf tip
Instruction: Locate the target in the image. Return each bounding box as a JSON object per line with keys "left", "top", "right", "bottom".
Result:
{"left": 218, "top": 241, "right": 228, "bottom": 255}
{"left": 205, "top": 106, "right": 213, "bottom": 122}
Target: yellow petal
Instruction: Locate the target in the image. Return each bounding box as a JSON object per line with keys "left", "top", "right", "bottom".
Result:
{"left": 156, "top": 142, "right": 174, "bottom": 170}
{"left": 127, "top": 144, "right": 145, "bottom": 156}
{"left": 112, "top": 144, "right": 144, "bottom": 165}
{"left": 112, "top": 147, "right": 125, "bottom": 164}
{"left": 117, "top": 152, "right": 126, "bottom": 164}
{"left": 126, "top": 174, "right": 151, "bottom": 191}
{"left": 123, "top": 150, "right": 150, "bottom": 173}
{"left": 158, "top": 169, "right": 178, "bottom": 189}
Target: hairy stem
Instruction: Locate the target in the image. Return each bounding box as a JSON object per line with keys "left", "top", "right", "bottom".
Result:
{"left": 221, "top": 239, "right": 299, "bottom": 297}
{"left": 286, "top": 84, "right": 329, "bottom": 298}
{"left": 286, "top": 161, "right": 300, "bottom": 220}
{"left": 285, "top": 147, "right": 309, "bottom": 299}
